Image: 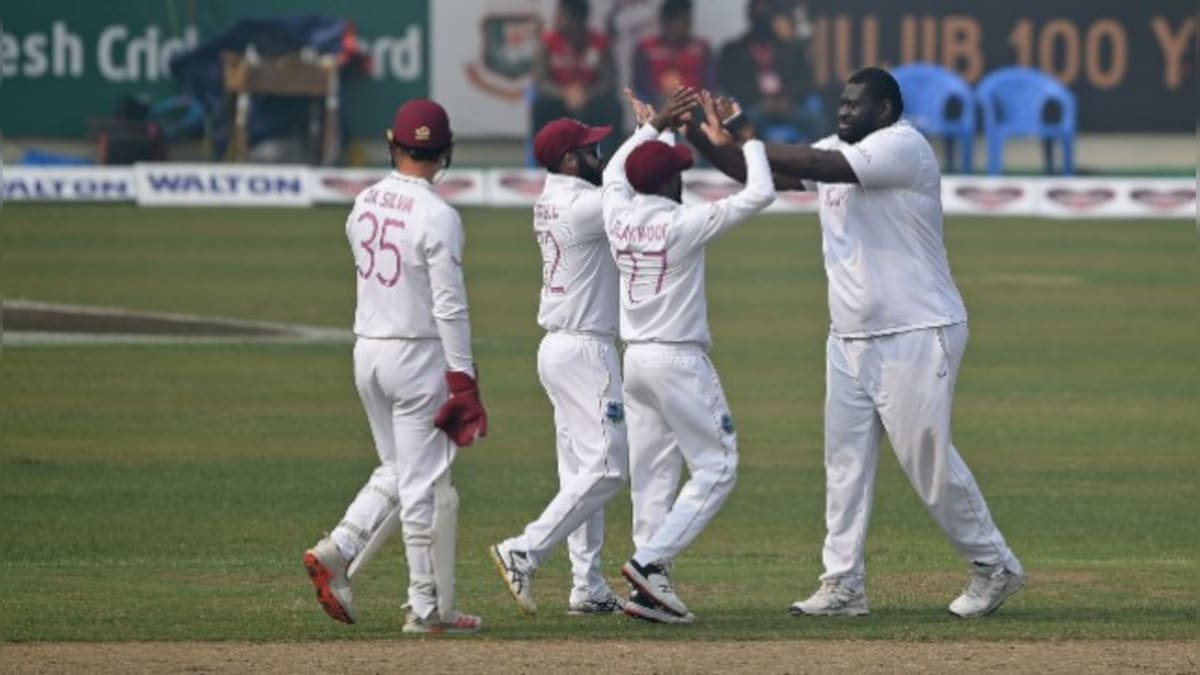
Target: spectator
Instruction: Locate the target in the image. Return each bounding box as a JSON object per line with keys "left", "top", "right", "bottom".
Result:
{"left": 717, "top": 0, "right": 824, "bottom": 142}
{"left": 631, "top": 0, "right": 715, "bottom": 110}
{"left": 533, "top": 0, "right": 622, "bottom": 154}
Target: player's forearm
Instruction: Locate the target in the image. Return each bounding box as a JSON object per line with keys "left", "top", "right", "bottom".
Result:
{"left": 739, "top": 140, "right": 776, "bottom": 211}
{"left": 765, "top": 144, "right": 858, "bottom": 184}
{"left": 435, "top": 317, "right": 474, "bottom": 373}
{"left": 602, "top": 124, "right": 657, "bottom": 187}
{"left": 429, "top": 260, "right": 474, "bottom": 372}
{"left": 685, "top": 125, "right": 747, "bottom": 182}
{"left": 685, "top": 127, "right": 807, "bottom": 190}
{"left": 715, "top": 140, "right": 775, "bottom": 228}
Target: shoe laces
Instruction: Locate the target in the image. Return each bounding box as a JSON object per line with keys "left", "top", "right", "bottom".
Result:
{"left": 646, "top": 563, "right": 676, "bottom": 594}
{"left": 817, "top": 580, "right": 852, "bottom": 599}
{"left": 962, "top": 566, "right": 1001, "bottom": 599}
{"left": 510, "top": 549, "right": 534, "bottom": 574}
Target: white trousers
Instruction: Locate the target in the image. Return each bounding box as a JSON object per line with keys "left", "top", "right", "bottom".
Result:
{"left": 822, "top": 323, "right": 1020, "bottom": 590}
{"left": 507, "top": 332, "right": 628, "bottom": 603}
{"left": 331, "top": 338, "right": 457, "bottom": 618}
{"left": 625, "top": 343, "right": 738, "bottom": 567}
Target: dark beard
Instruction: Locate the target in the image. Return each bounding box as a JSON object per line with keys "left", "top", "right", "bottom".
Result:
{"left": 837, "top": 122, "right": 871, "bottom": 144}
{"left": 579, "top": 163, "right": 603, "bottom": 186}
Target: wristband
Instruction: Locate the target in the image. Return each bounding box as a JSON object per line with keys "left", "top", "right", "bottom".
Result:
{"left": 722, "top": 111, "right": 751, "bottom": 136}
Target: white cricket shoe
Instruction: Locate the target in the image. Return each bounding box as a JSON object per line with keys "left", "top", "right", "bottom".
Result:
{"left": 788, "top": 580, "right": 869, "bottom": 616}
{"left": 621, "top": 559, "right": 690, "bottom": 619}
{"left": 567, "top": 591, "right": 624, "bottom": 616}
{"left": 948, "top": 563, "right": 1025, "bottom": 618}
{"left": 303, "top": 536, "right": 356, "bottom": 625}
{"left": 402, "top": 605, "right": 483, "bottom": 635}
{"left": 489, "top": 541, "right": 537, "bottom": 615}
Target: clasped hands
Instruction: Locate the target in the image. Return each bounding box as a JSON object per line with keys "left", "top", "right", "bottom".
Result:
{"left": 623, "top": 86, "right": 757, "bottom": 147}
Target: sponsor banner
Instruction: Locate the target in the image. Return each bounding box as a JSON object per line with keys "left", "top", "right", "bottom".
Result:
{"left": 1035, "top": 177, "right": 1196, "bottom": 219}
{"left": 133, "top": 163, "right": 310, "bottom": 207}
{"left": 5, "top": 164, "right": 1192, "bottom": 218}
{"left": 2, "top": 167, "right": 135, "bottom": 201}
{"left": 943, "top": 177, "right": 1039, "bottom": 216}
{"left": 2, "top": 1, "right": 429, "bottom": 138}
{"left": 487, "top": 168, "right": 546, "bottom": 206}
{"left": 309, "top": 168, "right": 488, "bottom": 205}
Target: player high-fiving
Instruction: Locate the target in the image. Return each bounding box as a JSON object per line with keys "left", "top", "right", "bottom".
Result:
{"left": 602, "top": 87, "right": 776, "bottom": 624}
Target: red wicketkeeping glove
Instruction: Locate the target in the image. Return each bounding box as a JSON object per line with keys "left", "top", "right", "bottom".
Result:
{"left": 434, "top": 370, "right": 488, "bottom": 447}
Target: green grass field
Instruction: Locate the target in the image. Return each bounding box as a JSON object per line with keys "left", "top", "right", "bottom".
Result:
{"left": 1, "top": 205, "right": 1196, "bottom": 642}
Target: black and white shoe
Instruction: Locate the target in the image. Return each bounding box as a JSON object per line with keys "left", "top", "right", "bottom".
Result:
{"left": 567, "top": 592, "right": 624, "bottom": 616}
{"left": 622, "top": 588, "right": 694, "bottom": 624}
{"left": 621, "top": 559, "right": 691, "bottom": 619}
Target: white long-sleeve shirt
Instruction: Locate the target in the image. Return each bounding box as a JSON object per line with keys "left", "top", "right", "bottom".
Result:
{"left": 534, "top": 173, "right": 619, "bottom": 337}
{"left": 601, "top": 125, "right": 776, "bottom": 349}
{"left": 803, "top": 120, "right": 967, "bottom": 337}
{"left": 346, "top": 172, "right": 474, "bottom": 371}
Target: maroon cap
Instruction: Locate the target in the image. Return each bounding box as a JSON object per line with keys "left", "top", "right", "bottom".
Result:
{"left": 533, "top": 118, "right": 612, "bottom": 169}
{"left": 625, "top": 141, "right": 694, "bottom": 194}
{"left": 388, "top": 99, "right": 453, "bottom": 149}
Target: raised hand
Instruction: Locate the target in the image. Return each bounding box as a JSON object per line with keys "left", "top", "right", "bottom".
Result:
{"left": 649, "top": 86, "right": 700, "bottom": 132}
{"left": 624, "top": 87, "right": 656, "bottom": 127}
{"left": 700, "top": 91, "right": 754, "bottom": 146}
{"left": 699, "top": 90, "right": 736, "bottom": 147}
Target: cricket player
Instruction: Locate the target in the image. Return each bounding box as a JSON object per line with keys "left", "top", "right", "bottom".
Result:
{"left": 687, "top": 68, "right": 1024, "bottom": 618}
{"left": 602, "top": 88, "right": 775, "bottom": 624}
{"left": 488, "top": 118, "right": 628, "bottom": 617}
{"left": 303, "top": 98, "right": 487, "bottom": 634}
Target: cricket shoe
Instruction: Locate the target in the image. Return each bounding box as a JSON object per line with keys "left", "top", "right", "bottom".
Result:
{"left": 489, "top": 541, "right": 537, "bottom": 615}
{"left": 948, "top": 563, "right": 1025, "bottom": 618}
{"left": 567, "top": 591, "right": 625, "bottom": 616}
{"left": 788, "top": 580, "right": 869, "bottom": 616}
{"left": 622, "top": 588, "right": 695, "bottom": 624}
{"left": 621, "top": 559, "right": 690, "bottom": 619}
{"left": 402, "top": 605, "right": 483, "bottom": 635}
{"left": 303, "top": 536, "right": 356, "bottom": 625}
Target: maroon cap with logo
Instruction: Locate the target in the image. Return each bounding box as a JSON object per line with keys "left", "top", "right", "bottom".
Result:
{"left": 533, "top": 118, "right": 612, "bottom": 169}
{"left": 625, "top": 141, "right": 694, "bottom": 195}
{"left": 388, "top": 99, "right": 453, "bottom": 149}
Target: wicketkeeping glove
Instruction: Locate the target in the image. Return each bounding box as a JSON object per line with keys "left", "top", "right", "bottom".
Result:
{"left": 434, "top": 370, "right": 488, "bottom": 447}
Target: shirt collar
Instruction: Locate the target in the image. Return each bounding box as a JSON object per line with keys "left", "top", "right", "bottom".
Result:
{"left": 633, "top": 193, "right": 680, "bottom": 210}
{"left": 387, "top": 171, "right": 432, "bottom": 188}
{"left": 543, "top": 172, "right": 598, "bottom": 192}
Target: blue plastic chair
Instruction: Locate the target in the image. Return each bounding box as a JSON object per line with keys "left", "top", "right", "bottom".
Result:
{"left": 975, "top": 67, "right": 1076, "bottom": 175}
{"left": 891, "top": 63, "right": 975, "bottom": 173}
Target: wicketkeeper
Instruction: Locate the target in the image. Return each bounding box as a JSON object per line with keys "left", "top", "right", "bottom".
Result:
{"left": 304, "top": 98, "right": 487, "bottom": 635}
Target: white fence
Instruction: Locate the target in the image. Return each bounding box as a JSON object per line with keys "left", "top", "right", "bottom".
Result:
{"left": 2, "top": 165, "right": 1194, "bottom": 219}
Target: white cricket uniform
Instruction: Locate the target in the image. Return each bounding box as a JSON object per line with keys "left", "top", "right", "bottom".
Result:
{"left": 328, "top": 171, "right": 475, "bottom": 619}
{"left": 806, "top": 121, "right": 1021, "bottom": 590}
{"left": 601, "top": 125, "right": 775, "bottom": 566}
{"left": 500, "top": 172, "right": 629, "bottom": 605}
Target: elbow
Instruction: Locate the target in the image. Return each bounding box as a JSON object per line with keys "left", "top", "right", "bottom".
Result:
{"left": 747, "top": 186, "right": 776, "bottom": 211}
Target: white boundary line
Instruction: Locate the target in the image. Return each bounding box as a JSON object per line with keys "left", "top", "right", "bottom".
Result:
{"left": 2, "top": 299, "right": 352, "bottom": 347}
